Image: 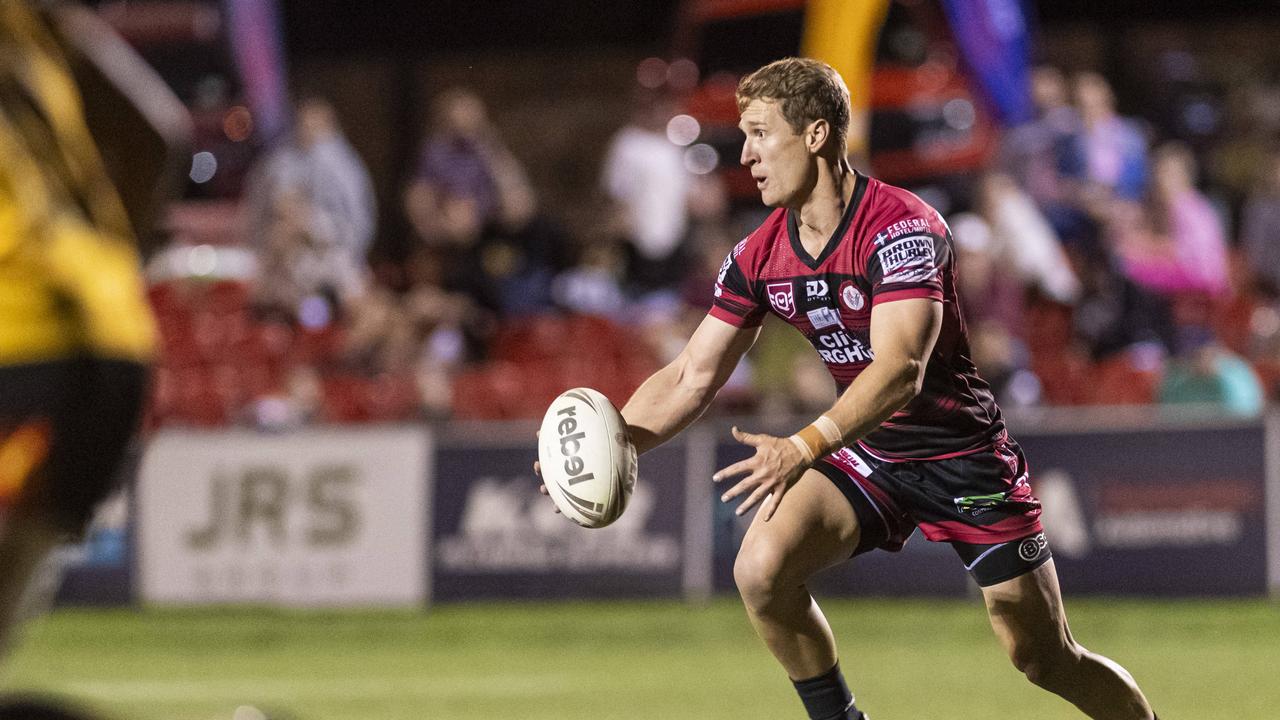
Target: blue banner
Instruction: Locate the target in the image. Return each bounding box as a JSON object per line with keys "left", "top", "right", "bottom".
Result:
{"left": 223, "top": 0, "right": 290, "bottom": 142}
{"left": 1018, "top": 424, "right": 1268, "bottom": 596}
{"left": 940, "top": 0, "right": 1034, "bottom": 126}
{"left": 431, "top": 441, "right": 687, "bottom": 601}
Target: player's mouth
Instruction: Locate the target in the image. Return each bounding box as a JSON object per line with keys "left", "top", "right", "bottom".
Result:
{"left": 754, "top": 175, "right": 767, "bottom": 189}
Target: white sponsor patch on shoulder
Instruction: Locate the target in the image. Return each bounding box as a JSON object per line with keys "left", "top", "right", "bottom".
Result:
{"left": 877, "top": 217, "right": 931, "bottom": 243}
{"left": 876, "top": 234, "right": 936, "bottom": 283}
{"left": 717, "top": 254, "right": 733, "bottom": 284}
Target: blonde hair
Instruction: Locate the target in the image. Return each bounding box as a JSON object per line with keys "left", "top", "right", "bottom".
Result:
{"left": 736, "top": 57, "right": 851, "bottom": 155}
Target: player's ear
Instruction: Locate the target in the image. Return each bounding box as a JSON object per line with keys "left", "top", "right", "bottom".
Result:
{"left": 806, "top": 119, "right": 830, "bottom": 155}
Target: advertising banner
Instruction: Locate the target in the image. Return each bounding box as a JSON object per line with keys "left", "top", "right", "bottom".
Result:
{"left": 431, "top": 439, "right": 686, "bottom": 601}
{"left": 1018, "top": 423, "right": 1268, "bottom": 596}
{"left": 137, "top": 427, "right": 429, "bottom": 606}
{"left": 53, "top": 491, "right": 133, "bottom": 606}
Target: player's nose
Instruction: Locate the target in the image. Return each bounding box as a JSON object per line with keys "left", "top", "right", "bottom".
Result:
{"left": 740, "top": 141, "right": 756, "bottom": 167}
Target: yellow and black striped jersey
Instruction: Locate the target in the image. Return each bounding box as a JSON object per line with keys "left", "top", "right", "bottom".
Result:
{"left": 0, "top": 1, "right": 155, "bottom": 364}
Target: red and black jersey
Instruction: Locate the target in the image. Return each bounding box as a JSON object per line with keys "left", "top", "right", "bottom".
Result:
{"left": 709, "top": 172, "right": 1004, "bottom": 461}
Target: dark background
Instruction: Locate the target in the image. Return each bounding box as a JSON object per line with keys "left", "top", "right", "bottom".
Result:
{"left": 278, "top": 0, "right": 1280, "bottom": 57}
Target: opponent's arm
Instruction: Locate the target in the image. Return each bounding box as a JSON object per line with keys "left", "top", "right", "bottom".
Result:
{"left": 623, "top": 314, "right": 761, "bottom": 455}
{"left": 716, "top": 298, "right": 942, "bottom": 520}
{"left": 47, "top": 3, "right": 193, "bottom": 251}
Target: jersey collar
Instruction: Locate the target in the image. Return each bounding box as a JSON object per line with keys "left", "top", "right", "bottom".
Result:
{"left": 786, "top": 171, "right": 868, "bottom": 270}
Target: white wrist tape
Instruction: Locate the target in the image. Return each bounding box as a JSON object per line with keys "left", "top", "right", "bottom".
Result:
{"left": 788, "top": 434, "right": 816, "bottom": 463}
{"left": 814, "top": 415, "right": 844, "bottom": 445}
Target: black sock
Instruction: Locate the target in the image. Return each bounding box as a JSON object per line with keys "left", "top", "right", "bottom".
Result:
{"left": 791, "top": 662, "right": 863, "bottom": 720}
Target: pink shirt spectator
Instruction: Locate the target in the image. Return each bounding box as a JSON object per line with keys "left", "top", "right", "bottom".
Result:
{"left": 1122, "top": 189, "right": 1229, "bottom": 297}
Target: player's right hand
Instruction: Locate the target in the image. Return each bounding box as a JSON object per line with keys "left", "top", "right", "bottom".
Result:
{"left": 533, "top": 438, "right": 560, "bottom": 514}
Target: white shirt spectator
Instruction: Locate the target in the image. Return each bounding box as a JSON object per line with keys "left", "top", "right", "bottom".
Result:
{"left": 602, "top": 125, "right": 691, "bottom": 260}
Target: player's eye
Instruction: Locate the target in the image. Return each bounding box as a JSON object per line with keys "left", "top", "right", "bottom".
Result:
{"left": 755, "top": 129, "right": 766, "bottom": 138}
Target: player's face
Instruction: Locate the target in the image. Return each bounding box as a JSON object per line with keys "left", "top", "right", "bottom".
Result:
{"left": 738, "top": 99, "right": 814, "bottom": 209}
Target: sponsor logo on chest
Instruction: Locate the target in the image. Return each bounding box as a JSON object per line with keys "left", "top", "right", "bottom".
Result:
{"left": 840, "top": 281, "right": 865, "bottom": 311}
{"left": 806, "top": 306, "right": 842, "bottom": 330}
{"left": 765, "top": 281, "right": 796, "bottom": 318}
{"left": 805, "top": 279, "right": 829, "bottom": 299}
{"left": 814, "top": 329, "right": 874, "bottom": 364}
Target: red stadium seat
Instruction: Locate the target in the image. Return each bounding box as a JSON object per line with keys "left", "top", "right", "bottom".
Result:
{"left": 452, "top": 367, "right": 506, "bottom": 419}
{"left": 1031, "top": 347, "right": 1092, "bottom": 406}
{"left": 1087, "top": 355, "right": 1161, "bottom": 406}
{"left": 320, "top": 374, "right": 369, "bottom": 423}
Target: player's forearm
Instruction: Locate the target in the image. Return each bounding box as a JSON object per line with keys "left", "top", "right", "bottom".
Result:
{"left": 789, "top": 356, "right": 923, "bottom": 463}
{"left": 621, "top": 357, "right": 721, "bottom": 456}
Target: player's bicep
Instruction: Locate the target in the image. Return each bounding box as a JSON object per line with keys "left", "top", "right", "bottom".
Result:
{"left": 681, "top": 314, "right": 760, "bottom": 391}
{"left": 869, "top": 298, "right": 942, "bottom": 373}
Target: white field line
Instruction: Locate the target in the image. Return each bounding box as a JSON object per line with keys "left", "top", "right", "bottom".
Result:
{"left": 62, "top": 673, "right": 573, "bottom": 702}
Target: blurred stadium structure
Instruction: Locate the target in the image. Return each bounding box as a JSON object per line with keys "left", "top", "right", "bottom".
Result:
{"left": 11, "top": 0, "right": 1280, "bottom": 716}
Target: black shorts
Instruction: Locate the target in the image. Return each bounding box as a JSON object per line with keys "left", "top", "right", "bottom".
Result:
{"left": 0, "top": 357, "right": 147, "bottom": 536}
{"left": 812, "top": 436, "right": 1051, "bottom": 587}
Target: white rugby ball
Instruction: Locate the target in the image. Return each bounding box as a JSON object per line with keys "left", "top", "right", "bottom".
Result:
{"left": 537, "top": 387, "right": 637, "bottom": 528}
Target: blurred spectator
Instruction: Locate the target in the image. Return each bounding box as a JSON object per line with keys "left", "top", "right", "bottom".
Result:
{"left": 1159, "top": 327, "right": 1264, "bottom": 416}
{"left": 949, "top": 212, "right": 1039, "bottom": 405}
{"left": 414, "top": 179, "right": 565, "bottom": 319}
{"left": 244, "top": 98, "right": 375, "bottom": 325}
{"left": 601, "top": 88, "right": 694, "bottom": 294}
{"left": 1065, "top": 72, "right": 1150, "bottom": 209}
{"left": 343, "top": 247, "right": 481, "bottom": 417}
{"left": 245, "top": 97, "right": 376, "bottom": 283}
{"left": 463, "top": 188, "right": 570, "bottom": 317}
{"left": 1000, "top": 66, "right": 1080, "bottom": 209}
{"left": 404, "top": 88, "right": 534, "bottom": 244}
{"left": 553, "top": 239, "right": 628, "bottom": 319}
{"left": 1241, "top": 146, "right": 1280, "bottom": 297}
{"left": 951, "top": 212, "right": 1025, "bottom": 333}
{"left": 975, "top": 172, "right": 1082, "bottom": 305}
{"left": 1112, "top": 142, "right": 1230, "bottom": 299}
{"left": 1210, "top": 81, "right": 1280, "bottom": 205}
{"left": 1071, "top": 237, "right": 1178, "bottom": 361}
{"left": 253, "top": 186, "right": 365, "bottom": 323}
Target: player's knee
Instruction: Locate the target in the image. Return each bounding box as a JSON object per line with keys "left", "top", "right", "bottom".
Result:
{"left": 733, "top": 539, "right": 789, "bottom": 611}
{"left": 1009, "top": 639, "right": 1081, "bottom": 690}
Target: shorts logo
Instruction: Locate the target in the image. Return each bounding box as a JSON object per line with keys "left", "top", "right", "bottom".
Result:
{"left": 840, "top": 282, "right": 864, "bottom": 311}
{"left": 766, "top": 281, "right": 796, "bottom": 318}
{"left": 805, "top": 279, "right": 829, "bottom": 298}
{"left": 1018, "top": 533, "right": 1048, "bottom": 562}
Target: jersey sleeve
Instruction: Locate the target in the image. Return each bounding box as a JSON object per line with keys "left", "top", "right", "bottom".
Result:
{"left": 709, "top": 240, "right": 766, "bottom": 328}
{"left": 862, "top": 203, "right": 952, "bottom": 307}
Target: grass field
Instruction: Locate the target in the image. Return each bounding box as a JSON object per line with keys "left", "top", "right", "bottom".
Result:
{"left": 3, "top": 597, "right": 1278, "bottom": 719}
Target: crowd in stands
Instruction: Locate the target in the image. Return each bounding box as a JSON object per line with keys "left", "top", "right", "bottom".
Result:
{"left": 146, "top": 56, "right": 1280, "bottom": 429}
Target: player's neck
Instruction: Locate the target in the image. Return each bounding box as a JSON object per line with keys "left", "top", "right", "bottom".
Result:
{"left": 792, "top": 158, "right": 856, "bottom": 252}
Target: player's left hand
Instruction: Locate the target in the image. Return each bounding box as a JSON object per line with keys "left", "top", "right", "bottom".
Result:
{"left": 713, "top": 426, "right": 808, "bottom": 521}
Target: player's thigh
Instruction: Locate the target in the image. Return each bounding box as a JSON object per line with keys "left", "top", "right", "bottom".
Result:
{"left": 980, "top": 559, "right": 1074, "bottom": 661}
{"left": 735, "top": 468, "right": 862, "bottom": 589}
{"left": 0, "top": 357, "right": 147, "bottom": 535}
